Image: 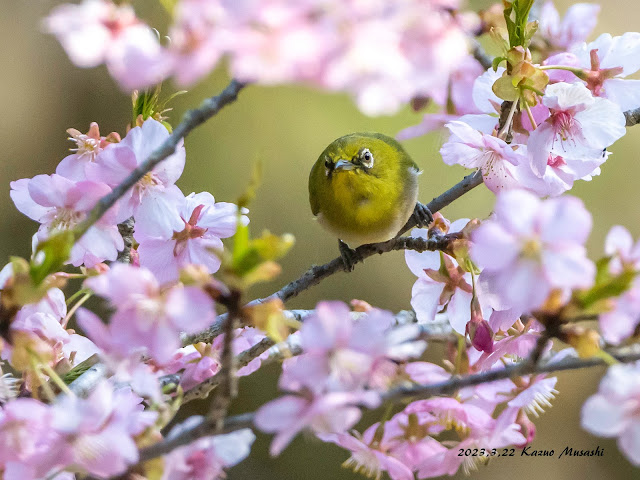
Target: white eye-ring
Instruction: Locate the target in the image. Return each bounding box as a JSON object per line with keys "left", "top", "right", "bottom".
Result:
{"left": 360, "top": 148, "right": 374, "bottom": 168}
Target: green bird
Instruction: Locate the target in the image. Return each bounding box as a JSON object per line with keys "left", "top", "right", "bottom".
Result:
{"left": 309, "top": 132, "right": 432, "bottom": 271}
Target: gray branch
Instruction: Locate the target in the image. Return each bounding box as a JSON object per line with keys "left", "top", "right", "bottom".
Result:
{"left": 116, "top": 217, "right": 135, "bottom": 263}
{"left": 625, "top": 107, "right": 640, "bottom": 127}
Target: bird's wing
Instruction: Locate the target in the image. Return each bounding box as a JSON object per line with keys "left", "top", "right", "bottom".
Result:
{"left": 309, "top": 166, "right": 321, "bottom": 216}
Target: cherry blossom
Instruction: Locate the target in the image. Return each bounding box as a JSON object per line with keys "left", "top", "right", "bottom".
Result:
{"left": 44, "top": 0, "right": 168, "bottom": 90}
{"left": 440, "top": 120, "right": 530, "bottom": 192}
{"left": 318, "top": 423, "right": 416, "bottom": 480}
{"left": 292, "top": 302, "right": 426, "bottom": 392}
{"left": 161, "top": 424, "right": 256, "bottom": 480}
{"left": 536, "top": 1, "right": 600, "bottom": 52}
{"left": 255, "top": 390, "right": 380, "bottom": 456}
{"left": 52, "top": 381, "right": 158, "bottom": 476}
{"left": 582, "top": 361, "right": 640, "bottom": 465}
{"left": 87, "top": 119, "right": 186, "bottom": 236}
{"left": 56, "top": 122, "right": 120, "bottom": 181}
{"left": 0, "top": 399, "right": 63, "bottom": 480}
{"left": 472, "top": 189, "right": 595, "bottom": 312}
{"left": 605, "top": 225, "right": 640, "bottom": 274}
{"left": 417, "top": 408, "right": 525, "bottom": 477}
{"left": 527, "top": 82, "right": 626, "bottom": 178}
{"left": 84, "top": 264, "right": 215, "bottom": 364}
{"left": 571, "top": 32, "right": 640, "bottom": 110}
{"left": 10, "top": 174, "right": 123, "bottom": 267}
{"left": 135, "top": 191, "right": 247, "bottom": 284}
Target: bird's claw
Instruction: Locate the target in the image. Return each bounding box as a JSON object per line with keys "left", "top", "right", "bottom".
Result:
{"left": 412, "top": 202, "right": 433, "bottom": 229}
{"left": 339, "top": 240, "right": 362, "bottom": 272}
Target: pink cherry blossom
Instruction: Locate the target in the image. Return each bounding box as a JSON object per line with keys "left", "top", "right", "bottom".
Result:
{"left": 508, "top": 376, "right": 558, "bottom": 418}
{"left": 84, "top": 264, "right": 215, "bottom": 364}
{"left": 136, "top": 191, "right": 247, "bottom": 284}
{"left": 165, "top": 327, "right": 266, "bottom": 392}
{"left": 599, "top": 277, "right": 640, "bottom": 345}
{"left": 472, "top": 67, "right": 505, "bottom": 115}
{"left": 404, "top": 361, "right": 451, "bottom": 385}
{"left": 44, "top": 0, "right": 168, "bottom": 90}
{"left": 406, "top": 221, "right": 484, "bottom": 336}
{"left": 75, "top": 310, "right": 163, "bottom": 400}
{"left": 396, "top": 113, "right": 459, "bottom": 140}
{"left": 582, "top": 361, "right": 640, "bottom": 465}
{"left": 471, "top": 330, "right": 542, "bottom": 371}
{"left": 596, "top": 226, "right": 640, "bottom": 344}
{"left": 571, "top": 32, "right": 640, "bottom": 110}
{"left": 605, "top": 225, "right": 640, "bottom": 274}
{"left": 471, "top": 190, "right": 595, "bottom": 312}
{"left": 56, "top": 122, "right": 120, "bottom": 181}
{"left": 64, "top": 0, "right": 473, "bottom": 115}
{"left": 410, "top": 257, "right": 474, "bottom": 335}
{"left": 405, "top": 397, "right": 495, "bottom": 435}
{"left": 318, "top": 422, "right": 416, "bottom": 480}
{"left": 255, "top": 390, "right": 380, "bottom": 456}
{"left": 441, "top": 120, "right": 531, "bottom": 192}
{"left": 384, "top": 412, "right": 448, "bottom": 470}
{"left": 416, "top": 407, "right": 525, "bottom": 477}
{"left": 52, "top": 381, "right": 158, "bottom": 477}
{"left": 161, "top": 424, "right": 255, "bottom": 480}
{"left": 378, "top": 50, "right": 484, "bottom": 132}
{"left": 536, "top": 1, "right": 600, "bottom": 52}
{"left": 528, "top": 82, "right": 626, "bottom": 177}
{"left": 10, "top": 174, "right": 123, "bottom": 267}
{"left": 87, "top": 119, "right": 186, "bottom": 236}
{"left": 0, "top": 399, "right": 63, "bottom": 479}
{"left": 292, "top": 302, "right": 425, "bottom": 392}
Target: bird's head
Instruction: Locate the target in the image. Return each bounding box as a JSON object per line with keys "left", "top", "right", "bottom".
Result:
{"left": 319, "top": 132, "right": 409, "bottom": 181}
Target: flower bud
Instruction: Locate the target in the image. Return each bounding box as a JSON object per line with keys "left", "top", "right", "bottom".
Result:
{"left": 466, "top": 296, "right": 494, "bottom": 353}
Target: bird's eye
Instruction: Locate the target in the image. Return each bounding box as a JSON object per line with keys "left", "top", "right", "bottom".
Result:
{"left": 360, "top": 148, "right": 374, "bottom": 168}
{"left": 324, "top": 157, "right": 332, "bottom": 169}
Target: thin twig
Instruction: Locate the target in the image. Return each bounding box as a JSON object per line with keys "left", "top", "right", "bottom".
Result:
{"left": 74, "top": 79, "right": 246, "bottom": 239}
{"left": 137, "top": 412, "right": 255, "bottom": 463}
{"left": 181, "top": 233, "right": 464, "bottom": 345}
{"left": 383, "top": 348, "right": 640, "bottom": 403}
{"left": 206, "top": 291, "right": 241, "bottom": 427}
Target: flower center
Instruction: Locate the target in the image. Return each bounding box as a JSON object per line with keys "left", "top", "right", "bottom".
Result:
{"left": 343, "top": 448, "right": 382, "bottom": 480}
{"left": 135, "top": 172, "right": 162, "bottom": 198}
{"left": 547, "top": 154, "right": 566, "bottom": 168}
{"left": 172, "top": 204, "right": 209, "bottom": 256}
{"left": 585, "top": 48, "right": 624, "bottom": 96}
{"left": 50, "top": 208, "right": 83, "bottom": 231}
{"left": 552, "top": 111, "right": 575, "bottom": 141}
{"left": 521, "top": 238, "right": 542, "bottom": 260}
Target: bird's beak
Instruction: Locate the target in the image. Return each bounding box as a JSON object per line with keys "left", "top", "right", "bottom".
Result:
{"left": 334, "top": 159, "right": 355, "bottom": 171}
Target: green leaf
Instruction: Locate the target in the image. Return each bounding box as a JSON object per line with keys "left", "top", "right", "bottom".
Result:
{"left": 577, "top": 268, "right": 636, "bottom": 309}
{"left": 492, "top": 75, "right": 520, "bottom": 101}
{"left": 492, "top": 56, "right": 507, "bottom": 70}
{"left": 61, "top": 354, "right": 100, "bottom": 384}
{"left": 30, "top": 230, "right": 75, "bottom": 285}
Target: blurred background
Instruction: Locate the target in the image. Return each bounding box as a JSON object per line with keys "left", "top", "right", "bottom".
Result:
{"left": 2, "top": 0, "right": 639, "bottom": 478}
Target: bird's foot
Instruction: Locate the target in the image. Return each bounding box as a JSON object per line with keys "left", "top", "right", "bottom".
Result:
{"left": 339, "top": 240, "right": 362, "bottom": 272}
{"left": 412, "top": 202, "right": 434, "bottom": 229}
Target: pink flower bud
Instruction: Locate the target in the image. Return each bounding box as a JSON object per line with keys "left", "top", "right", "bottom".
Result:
{"left": 465, "top": 296, "right": 494, "bottom": 353}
